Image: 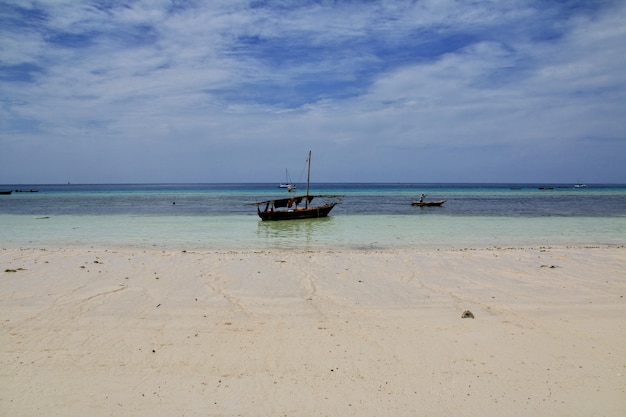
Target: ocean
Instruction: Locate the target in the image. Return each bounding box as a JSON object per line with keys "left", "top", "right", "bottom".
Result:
{"left": 1, "top": 183, "right": 625, "bottom": 251}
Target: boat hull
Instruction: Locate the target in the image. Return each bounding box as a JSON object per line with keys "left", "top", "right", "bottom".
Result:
{"left": 258, "top": 203, "right": 337, "bottom": 221}
{"left": 411, "top": 200, "right": 445, "bottom": 207}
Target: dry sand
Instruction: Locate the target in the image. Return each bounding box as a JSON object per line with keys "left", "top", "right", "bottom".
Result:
{"left": 1, "top": 245, "right": 625, "bottom": 416}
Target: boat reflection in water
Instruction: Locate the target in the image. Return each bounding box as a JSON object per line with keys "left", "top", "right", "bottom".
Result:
{"left": 256, "top": 216, "right": 336, "bottom": 249}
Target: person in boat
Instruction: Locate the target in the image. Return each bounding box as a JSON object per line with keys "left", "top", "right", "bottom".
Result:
{"left": 419, "top": 193, "right": 426, "bottom": 203}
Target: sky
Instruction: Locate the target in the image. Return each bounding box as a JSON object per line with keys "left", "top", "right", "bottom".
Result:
{"left": 1, "top": 0, "right": 625, "bottom": 184}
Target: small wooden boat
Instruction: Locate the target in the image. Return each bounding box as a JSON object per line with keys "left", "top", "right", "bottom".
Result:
{"left": 251, "top": 151, "right": 342, "bottom": 221}
{"left": 411, "top": 200, "right": 446, "bottom": 207}
{"left": 0, "top": 190, "right": 12, "bottom": 195}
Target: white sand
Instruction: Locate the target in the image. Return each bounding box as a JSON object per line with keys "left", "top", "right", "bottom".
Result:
{"left": 1, "top": 246, "right": 625, "bottom": 416}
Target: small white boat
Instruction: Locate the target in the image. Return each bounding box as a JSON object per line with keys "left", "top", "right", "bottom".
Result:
{"left": 278, "top": 169, "right": 297, "bottom": 192}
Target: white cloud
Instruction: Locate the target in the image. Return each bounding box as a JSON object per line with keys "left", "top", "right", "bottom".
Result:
{"left": 1, "top": 0, "right": 624, "bottom": 183}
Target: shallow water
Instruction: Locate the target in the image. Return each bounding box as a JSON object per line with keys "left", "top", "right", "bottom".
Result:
{"left": 1, "top": 183, "right": 624, "bottom": 250}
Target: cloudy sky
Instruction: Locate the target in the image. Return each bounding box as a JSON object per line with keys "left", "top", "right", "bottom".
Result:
{"left": 1, "top": 0, "right": 625, "bottom": 184}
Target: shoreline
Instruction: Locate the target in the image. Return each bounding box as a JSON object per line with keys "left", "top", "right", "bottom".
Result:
{"left": 1, "top": 245, "right": 625, "bottom": 416}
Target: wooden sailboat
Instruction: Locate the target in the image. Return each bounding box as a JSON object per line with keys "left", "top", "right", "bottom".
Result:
{"left": 251, "top": 151, "right": 342, "bottom": 221}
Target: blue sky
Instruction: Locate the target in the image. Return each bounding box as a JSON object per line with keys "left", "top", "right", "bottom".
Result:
{"left": 1, "top": 0, "right": 625, "bottom": 184}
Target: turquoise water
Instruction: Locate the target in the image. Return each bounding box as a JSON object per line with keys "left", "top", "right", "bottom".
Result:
{"left": 1, "top": 183, "right": 625, "bottom": 250}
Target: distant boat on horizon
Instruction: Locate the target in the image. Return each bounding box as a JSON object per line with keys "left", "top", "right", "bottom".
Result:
{"left": 278, "top": 169, "right": 297, "bottom": 192}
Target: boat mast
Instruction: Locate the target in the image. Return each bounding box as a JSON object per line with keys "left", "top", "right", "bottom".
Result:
{"left": 305, "top": 150, "right": 311, "bottom": 209}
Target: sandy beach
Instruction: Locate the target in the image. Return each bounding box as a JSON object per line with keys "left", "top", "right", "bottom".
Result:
{"left": 1, "top": 245, "right": 624, "bottom": 416}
